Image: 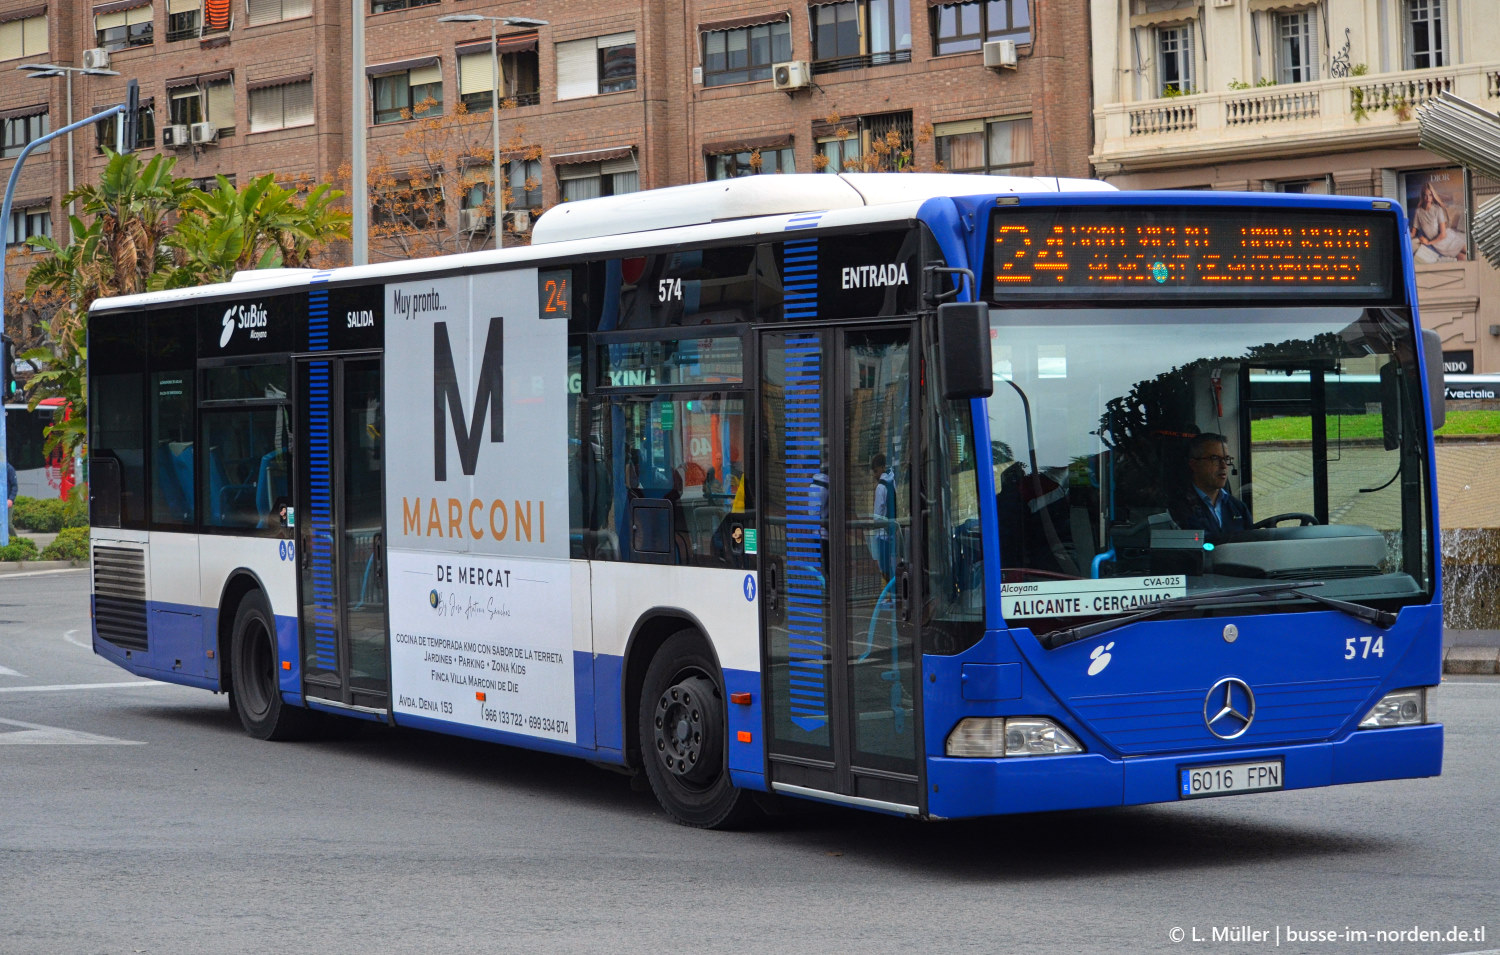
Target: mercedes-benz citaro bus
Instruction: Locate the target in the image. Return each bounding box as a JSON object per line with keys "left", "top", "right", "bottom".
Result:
{"left": 87, "top": 174, "right": 1443, "bottom": 827}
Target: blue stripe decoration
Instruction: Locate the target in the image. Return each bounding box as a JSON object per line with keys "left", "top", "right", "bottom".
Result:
{"left": 781, "top": 227, "right": 820, "bottom": 322}
{"left": 780, "top": 331, "right": 827, "bottom": 733}
{"left": 307, "top": 360, "right": 337, "bottom": 671}
{"left": 307, "top": 270, "right": 332, "bottom": 352}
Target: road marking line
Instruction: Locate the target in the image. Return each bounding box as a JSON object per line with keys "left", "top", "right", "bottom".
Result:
{"left": 0, "top": 716, "right": 143, "bottom": 745}
{"left": 63, "top": 628, "right": 89, "bottom": 650}
{"left": 0, "top": 665, "right": 24, "bottom": 677}
{"left": 0, "top": 681, "right": 169, "bottom": 694}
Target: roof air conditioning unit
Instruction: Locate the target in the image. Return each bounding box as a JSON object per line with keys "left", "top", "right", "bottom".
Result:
{"left": 458, "top": 209, "right": 487, "bottom": 233}
{"left": 506, "top": 209, "right": 531, "bottom": 233}
{"left": 983, "top": 39, "right": 1018, "bottom": 69}
{"left": 772, "top": 61, "right": 810, "bottom": 91}
{"left": 82, "top": 48, "right": 110, "bottom": 70}
{"left": 190, "top": 122, "right": 218, "bottom": 145}
{"left": 162, "top": 124, "right": 192, "bottom": 149}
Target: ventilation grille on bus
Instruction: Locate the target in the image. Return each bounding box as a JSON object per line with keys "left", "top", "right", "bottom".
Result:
{"left": 93, "top": 545, "right": 148, "bottom": 652}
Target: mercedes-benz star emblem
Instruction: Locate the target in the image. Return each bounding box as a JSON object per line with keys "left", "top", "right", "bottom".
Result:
{"left": 1203, "top": 677, "right": 1255, "bottom": 740}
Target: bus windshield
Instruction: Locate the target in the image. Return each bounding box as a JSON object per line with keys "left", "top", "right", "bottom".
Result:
{"left": 986, "top": 305, "right": 1432, "bottom": 632}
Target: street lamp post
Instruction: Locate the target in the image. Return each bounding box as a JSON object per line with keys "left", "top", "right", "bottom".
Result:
{"left": 438, "top": 14, "right": 547, "bottom": 251}
{"left": 17, "top": 63, "right": 121, "bottom": 219}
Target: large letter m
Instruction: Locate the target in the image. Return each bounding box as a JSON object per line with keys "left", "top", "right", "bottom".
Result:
{"left": 434, "top": 316, "right": 503, "bottom": 481}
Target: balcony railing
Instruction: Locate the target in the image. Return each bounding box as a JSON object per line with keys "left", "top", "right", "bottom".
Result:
{"left": 1094, "top": 61, "right": 1500, "bottom": 169}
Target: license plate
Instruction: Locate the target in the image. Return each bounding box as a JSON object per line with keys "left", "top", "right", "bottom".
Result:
{"left": 1179, "top": 759, "right": 1284, "bottom": 799}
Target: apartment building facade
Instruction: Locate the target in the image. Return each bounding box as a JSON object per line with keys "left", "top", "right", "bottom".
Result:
{"left": 1, "top": 0, "right": 1093, "bottom": 283}
{"left": 1091, "top": 0, "right": 1500, "bottom": 373}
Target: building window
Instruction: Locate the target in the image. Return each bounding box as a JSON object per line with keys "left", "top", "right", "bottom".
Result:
{"left": 702, "top": 20, "right": 791, "bottom": 87}
{"left": 816, "top": 135, "right": 861, "bottom": 173}
{"left": 371, "top": 64, "right": 442, "bottom": 124}
{"left": 506, "top": 158, "right": 543, "bottom": 210}
{"left": 817, "top": 112, "right": 912, "bottom": 172}
{"left": 372, "top": 0, "right": 437, "bottom": 11}
{"left": 95, "top": 100, "right": 155, "bottom": 151}
{"left": 707, "top": 146, "right": 794, "bottom": 179}
{"left": 1156, "top": 23, "right": 1195, "bottom": 95}
{"left": 931, "top": 0, "right": 1031, "bottom": 56}
{"left": 373, "top": 179, "right": 444, "bottom": 229}
{"left": 167, "top": 76, "right": 235, "bottom": 133}
{"left": 5, "top": 204, "right": 51, "bottom": 249}
{"left": 1275, "top": 9, "right": 1318, "bottom": 83}
{"left": 812, "top": 0, "right": 912, "bottom": 72}
{"left": 166, "top": 2, "right": 200, "bottom": 41}
{"left": 95, "top": 4, "right": 155, "bottom": 52}
{"left": 1403, "top": 166, "right": 1468, "bottom": 264}
{"left": 934, "top": 116, "right": 1032, "bottom": 174}
{"left": 556, "top": 33, "right": 637, "bottom": 100}
{"left": 1274, "top": 176, "right": 1331, "bottom": 194}
{"left": 1404, "top": 0, "right": 1447, "bottom": 70}
{"left": 2, "top": 110, "right": 49, "bottom": 159}
{"left": 248, "top": 79, "right": 313, "bottom": 132}
{"left": 0, "top": 14, "right": 48, "bottom": 61}
{"left": 458, "top": 40, "right": 541, "bottom": 110}
{"left": 246, "top": 0, "right": 312, "bottom": 26}
{"left": 558, "top": 158, "right": 638, "bottom": 201}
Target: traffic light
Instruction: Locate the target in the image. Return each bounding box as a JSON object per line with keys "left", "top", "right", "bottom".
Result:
{"left": 1, "top": 335, "right": 17, "bottom": 400}
{"left": 121, "top": 79, "right": 139, "bottom": 154}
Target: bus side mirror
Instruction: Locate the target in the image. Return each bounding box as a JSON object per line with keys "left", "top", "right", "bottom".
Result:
{"left": 1422, "top": 328, "right": 1445, "bottom": 431}
{"left": 1379, "top": 362, "right": 1401, "bottom": 451}
{"left": 937, "top": 302, "right": 993, "bottom": 400}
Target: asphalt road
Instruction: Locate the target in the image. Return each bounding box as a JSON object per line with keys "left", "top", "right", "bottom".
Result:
{"left": 1, "top": 569, "right": 1497, "bottom": 955}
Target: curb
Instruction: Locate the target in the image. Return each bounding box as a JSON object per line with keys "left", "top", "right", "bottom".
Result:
{"left": 0, "top": 560, "right": 86, "bottom": 574}
{"left": 1445, "top": 646, "right": 1500, "bottom": 675}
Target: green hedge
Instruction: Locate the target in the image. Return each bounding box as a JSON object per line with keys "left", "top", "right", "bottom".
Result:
{"left": 9, "top": 495, "right": 88, "bottom": 533}
{"left": 41, "top": 527, "right": 89, "bottom": 561}
{"left": 0, "top": 536, "right": 38, "bottom": 561}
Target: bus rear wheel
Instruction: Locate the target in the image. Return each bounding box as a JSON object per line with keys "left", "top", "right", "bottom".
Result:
{"left": 638, "top": 632, "right": 757, "bottom": 829}
{"left": 229, "top": 591, "right": 315, "bottom": 741}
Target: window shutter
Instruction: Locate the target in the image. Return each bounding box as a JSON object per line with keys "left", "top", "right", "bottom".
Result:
{"left": 167, "top": 0, "right": 201, "bottom": 12}
{"left": 248, "top": 86, "right": 279, "bottom": 132}
{"left": 0, "top": 21, "right": 22, "bottom": 60}
{"left": 246, "top": 0, "right": 280, "bottom": 26}
{"left": 1307, "top": 6, "right": 1320, "bottom": 80}
{"left": 21, "top": 14, "right": 45, "bottom": 55}
{"left": 283, "top": 0, "right": 310, "bottom": 17}
{"left": 934, "top": 119, "right": 983, "bottom": 137}
{"left": 283, "top": 79, "right": 312, "bottom": 126}
{"left": 1438, "top": 0, "right": 1451, "bottom": 67}
{"left": 597, "top": 31, "right": 635, "bottom": 48}
{"left": 125, "top": 4, "right": 153, "bottom": 25}
{"left": 555, "top": 38, "right": 598, "bottom": 99}
{"left": 601, "top": 155, "right": 637, "bottom": 175}
{"left": 459, "top": 51, "right": 493, "bottom": 96}
{"left": 407, "top": 63, "right": 441, "bottom": 87}
{"left": 207, "top": 79, "right": 234, "bottom": 128}
{"left": 95, "top": 10, "right": 129, "bottom": 30}
{"left": 1381, "top": 169, "right": 1400, "bottom": 199}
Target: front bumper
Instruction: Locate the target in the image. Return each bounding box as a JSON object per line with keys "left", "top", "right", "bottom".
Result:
{"left": 925, "top": 723, "right": 1442, "bottom": 819}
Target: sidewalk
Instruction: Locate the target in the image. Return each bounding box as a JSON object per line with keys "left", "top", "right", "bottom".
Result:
{"left": 0, "top": 531, "right": 82, "bottom": 574}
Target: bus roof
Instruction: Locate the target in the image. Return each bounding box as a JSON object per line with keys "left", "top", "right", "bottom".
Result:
{"left": 530, "top": 172, "right": 1114, "bottom": 244}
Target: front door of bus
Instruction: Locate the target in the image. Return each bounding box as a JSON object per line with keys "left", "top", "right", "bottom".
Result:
{"left": 759, "top": 325, "right": 923, "bottom": 812}
{"left": 296, "top": 355, "right": 390, "bottom": 713}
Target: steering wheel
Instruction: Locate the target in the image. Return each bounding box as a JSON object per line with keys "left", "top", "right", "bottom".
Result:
{"left": 1253, "top": 512, "right": 1319, "bottom": 528}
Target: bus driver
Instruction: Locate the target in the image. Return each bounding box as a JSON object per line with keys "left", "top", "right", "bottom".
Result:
{"left": 1170, "top": 432, "right": 1251, "bottom": 535}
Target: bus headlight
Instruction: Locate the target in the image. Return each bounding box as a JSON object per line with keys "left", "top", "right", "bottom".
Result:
{"left": 946, "top": 717, "right": 1083, "bottom": 757}
{"left": 1358, "top": 688, "right": 1432, "bottom": 728}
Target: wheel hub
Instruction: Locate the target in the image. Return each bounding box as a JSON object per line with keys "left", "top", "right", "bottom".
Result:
{"left": 654, "top": 675, "right": 715, "bottom": 784}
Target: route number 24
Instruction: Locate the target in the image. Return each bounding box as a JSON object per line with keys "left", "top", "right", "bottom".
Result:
{"left": 1345, "top": 636, "right": 1384, "bottom": 660}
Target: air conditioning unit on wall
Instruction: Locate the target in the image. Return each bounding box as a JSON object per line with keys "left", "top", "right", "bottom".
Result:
{"left": 772, "top": 61, "right": 810, "bottom": 91}
{"left": 983, "top": 39, "right": 1018, "bottom": 69}
{"left": 190, "top": 122, "right": 218, "bottom": 145}
{"left": 162, "top": 124, "right": 191, "bottom": 149}
{"left": 458, "top": 209, "right": 487, "bottom": 233}
{"left": 506, "top": 209, "right": 531, "bottom": 234}
{"left": 82, "top": 48, "right": 110, "bottom": 70}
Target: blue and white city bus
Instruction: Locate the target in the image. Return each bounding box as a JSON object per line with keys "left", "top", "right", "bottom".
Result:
{"left": 87, "top": 174, "right": 1443, "bottom": 827}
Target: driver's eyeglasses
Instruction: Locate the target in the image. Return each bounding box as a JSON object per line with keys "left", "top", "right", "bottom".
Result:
{"left": 1193, "top": 455, "right": 1235, "bottom": 466}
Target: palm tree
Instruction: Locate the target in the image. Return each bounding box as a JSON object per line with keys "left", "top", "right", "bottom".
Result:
{"left": 162, "top": 174, "right": 350, "bottom": 287}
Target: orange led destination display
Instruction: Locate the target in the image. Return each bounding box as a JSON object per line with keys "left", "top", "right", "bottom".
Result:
{"left": 990, "top": 207, "right": 1395, "bottom": 301}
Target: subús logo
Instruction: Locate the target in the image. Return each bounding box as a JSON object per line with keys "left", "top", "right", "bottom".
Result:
{"left": 219, "top": 303, "right": 269, "bottom": 348}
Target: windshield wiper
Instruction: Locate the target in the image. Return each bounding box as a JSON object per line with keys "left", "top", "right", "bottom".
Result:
{"left": 1039, "top": 582, "right": 1331, "bottom": 649}
{"left": 1039, "top": 581, "right": 1399, "bottom": 649}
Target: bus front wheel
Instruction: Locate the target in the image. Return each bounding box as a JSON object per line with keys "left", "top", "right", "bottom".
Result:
{"left": 638, "top": 632, "right": 756, "bottom": 829}
{"left": 229, "top": 591, "right": 314, "bottom": 741}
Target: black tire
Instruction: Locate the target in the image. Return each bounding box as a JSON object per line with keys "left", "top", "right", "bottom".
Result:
{"left": 229, "top": 591, "right": 316, "bottom": 741}
{"left": 638, "top": 631, "right": 758, "bottom": 829}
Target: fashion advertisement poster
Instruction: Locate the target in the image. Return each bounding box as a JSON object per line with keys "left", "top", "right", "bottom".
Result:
{"left": 1404, "top": 167, "right": 1469, "bottom": 264}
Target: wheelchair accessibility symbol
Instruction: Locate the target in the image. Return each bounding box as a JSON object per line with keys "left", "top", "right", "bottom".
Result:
{"left": 743, "top": 575, "right": 756, "bottom": 602}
